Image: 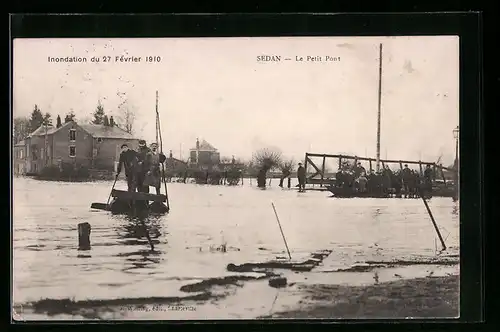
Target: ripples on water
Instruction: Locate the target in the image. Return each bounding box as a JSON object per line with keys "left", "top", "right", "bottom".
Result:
{"left": 13, "top": 177, "right": 459, "bottom": 306}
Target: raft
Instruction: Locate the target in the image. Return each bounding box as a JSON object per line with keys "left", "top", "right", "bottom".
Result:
{"left": 90, "top": 189, "right": 169, "bottom": 215}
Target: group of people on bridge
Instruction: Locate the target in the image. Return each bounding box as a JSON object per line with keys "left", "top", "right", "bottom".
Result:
{"left": 116, "top": 139, "right": 167, "bottom": 195}
{"left": 335, "top": 162, "right": 434, "bottom": 197}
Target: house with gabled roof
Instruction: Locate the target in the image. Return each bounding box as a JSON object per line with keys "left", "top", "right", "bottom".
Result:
{"left": 24, "top": 120, "right": 139, "bottom": 174}
{"left": 189, "top": 138, "right": 221, "bottom": 169}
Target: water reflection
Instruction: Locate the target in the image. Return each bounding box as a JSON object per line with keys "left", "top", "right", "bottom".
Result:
{"left": 114, "top": 215, "right": 167, "bottom": 273}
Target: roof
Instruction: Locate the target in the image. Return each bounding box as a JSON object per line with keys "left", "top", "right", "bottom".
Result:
{"left": 79, "top": 123, "right": 136, "bottom": 139}
{"left": 28, "top": 120, "right": 75, "bottom": 137}
{"left": 29, "top": 124, "right": 58, "bottom": 136}
{"left": 14, "top": 140, "right": 25, "bottom": 147}
{"left": 166, "top": 157, "right": 187, "bottom": 165}
{"left": 28, "top": 121, "right": 137, "bottom": 140}
{"left": 190, "top": 139, "right": 218, "bottom": 151}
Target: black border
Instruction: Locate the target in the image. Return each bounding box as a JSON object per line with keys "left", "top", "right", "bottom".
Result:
{"left": 9, "top": 13, "right": 484, "bottom": 327}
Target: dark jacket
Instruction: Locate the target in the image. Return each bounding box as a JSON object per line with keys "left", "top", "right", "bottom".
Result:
{"left": 424, "top": 168, "right": 433, "bottom": 181}
{"left": 117, "top": 149, "right": 139, "bottom": 177}
{"left": 137, "top": 146, "right": 151, "bottom": 173}
{"left": 297, "top": 166, "right": 306, "bottom": 179}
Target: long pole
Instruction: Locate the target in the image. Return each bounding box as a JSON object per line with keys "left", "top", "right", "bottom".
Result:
{"left": 376, "top": 43, "right": 383, "bottom": 172}
{"left": 155, "top": 101, "right": 159, "bottom": 147}
{"left": 106, "top": 175, "right": 119, "bottom": 206}
{"left": 419, "top": 187, "right": 446, "bottom": 251}
{"left": 271, "top": 202, "right": 292, "bottom": 260}
{"left": 455, "top": 130, "right": 459, "bottom": 200}
{"left": 156, "top": 91, "right": 170, "bottom": 211}
{"left": 44, "top": 122, "right": 48, "bottom": 166}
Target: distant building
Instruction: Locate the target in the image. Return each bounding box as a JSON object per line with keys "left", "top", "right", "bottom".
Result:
{"left": 13, "top": 140, "right": 26, "bottom": 175}
{"left": 165, "top": 150, "right": 188, "bottom": 173}
{"left": 24, "top": 120, "right": 139, "bottom": 174}
{"left": 188, "top": 138, "right": 220, "bottom": 169}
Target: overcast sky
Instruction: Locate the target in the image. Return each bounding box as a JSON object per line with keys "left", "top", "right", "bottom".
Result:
{"left": 13, "top": 36, "right": 459, "bottom": 165}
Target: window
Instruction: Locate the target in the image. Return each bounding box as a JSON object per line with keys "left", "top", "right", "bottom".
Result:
{"left": 19, "top": 149, "right": 24, "bottom": 159}
{"left": 33, "top": 163, "right": 37, "bottom": 172}
{"left": 69, "top": 145, "right": 76, "bottom": 157}
{"left": 97, "top": 137, "right": 103, "bottom": 143}
{"left": 40, "top": 148, "right": 45, "bottom": 160}
{"left": 69, "top": 129, "right": 76, "bottom": 141}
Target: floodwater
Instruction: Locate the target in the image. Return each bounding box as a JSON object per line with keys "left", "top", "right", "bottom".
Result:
{"left": 12, "top": 177, "right": 460, "bottom": 320}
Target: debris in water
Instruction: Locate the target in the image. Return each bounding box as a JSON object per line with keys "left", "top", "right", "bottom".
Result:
{"left": 269, "top": 277, "right": 287, "bottom": 288}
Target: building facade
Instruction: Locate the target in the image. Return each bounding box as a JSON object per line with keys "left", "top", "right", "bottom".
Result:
{"left": 24, "top": 120, "right": 139, "bottom": 175}
{"left": 13, "top": 140, "right": 26, "bottom": 175}
{"left": 188, "top": 138, "right": 220, "bottom": 169}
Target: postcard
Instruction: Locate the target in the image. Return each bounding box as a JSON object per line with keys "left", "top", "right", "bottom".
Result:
{"left": 12, "top": 36, "right": 460, "bottom": 320}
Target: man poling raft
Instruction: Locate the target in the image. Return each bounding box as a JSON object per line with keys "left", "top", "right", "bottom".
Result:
{"left": 144, "top": 142, "right": 167, "bottom": 195}
{"left": 90, "top": 91, "right": 171, "bottom": 215}
{"left": 105, "top": 139, "right": 169, "bottom": 215}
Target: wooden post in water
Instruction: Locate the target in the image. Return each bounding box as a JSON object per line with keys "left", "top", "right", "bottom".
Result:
{"left": 78, "top": 222, "right": 91, "bottom": 250}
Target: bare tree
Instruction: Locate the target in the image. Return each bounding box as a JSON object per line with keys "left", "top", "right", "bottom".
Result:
{"left": 13, "top": 117, "right": 30, "bottom": 143}
{"left": 278, "top": 158, "right": 295, "bottom": 188}
{"left": 279, "top": 158, "right": 295, "bottom": 174}
{"left": 252, "top": 148, "right": 282, "bottom": 172}
{"left": 252, "top": 148, "right": 282, "bottom": 188}
{"left": 117, "top": 99, "right": 136, "bottom": 135}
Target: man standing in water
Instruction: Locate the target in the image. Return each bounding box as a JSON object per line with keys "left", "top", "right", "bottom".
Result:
{"left": 116, "top": 143, "right": 139, "bottom": 192}
{"left": 423, "top": 164, "right": 433, "bottom": 195}
{"left": 297, "top": 162, "right": 306, "bottom": 192}
{"left": 136, "top": 139, "right": 151, "bottom": 193}
{"left": 144, "top": 142, "right": 167, "bottom": 195}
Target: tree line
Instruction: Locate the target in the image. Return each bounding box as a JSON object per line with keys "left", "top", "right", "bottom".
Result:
{"left": 13, "top": 100, "right": 136, "bottom": 144}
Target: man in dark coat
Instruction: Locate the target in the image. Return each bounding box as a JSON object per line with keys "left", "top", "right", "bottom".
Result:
{"left": 136, "top": 139, "right": 151, "bottom": 193}
{"left": 297, "top": 162, "right": 306, "bottom": 192}
{"left": 116, "top": 143, "right": 139, "bottom": 192}
{"left": 423, "top": 164, "right": 433, "bottom": 194}
{"left": 402, "top": 164, "right": 412, "bottom": 196}
{"left": 354, "top": 162, "right": 366, "bottom": 178}
{"left": 144, "top": 142, "right": 167, "bottom": 195}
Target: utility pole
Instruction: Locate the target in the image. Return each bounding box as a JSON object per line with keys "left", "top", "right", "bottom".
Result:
{"left": 156, "top": 91, "right": 159, "bottom": 147}
{"left": 44, "top": 120, "right": 48, "bottom": 166}
{"left": 376, "top": 43, "right": 383, "bottom": 172}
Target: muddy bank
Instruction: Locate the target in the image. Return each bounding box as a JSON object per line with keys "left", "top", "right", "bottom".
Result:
{"left": 263, "top": 275, "right": 459, "bottom": 319}
{"left": 16, "top": 250, "right": 333, "bottom": 320}
{"left": 325, "top": 258, "right": 460, "bottom": 273}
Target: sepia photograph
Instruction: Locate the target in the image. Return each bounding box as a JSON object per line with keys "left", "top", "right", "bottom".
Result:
{"left": 12, "top": 36, "right": 460, "bottom": 320}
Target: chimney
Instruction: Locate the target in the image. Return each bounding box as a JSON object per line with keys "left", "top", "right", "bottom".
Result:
{"left": 196, "top": 138, "right": 200, "bottom": 150}
{"left": 109, "top": 116, "right": 115, "bottom": 127}
{"left": 169, "top": 150, "right": 173, "bottom": 158}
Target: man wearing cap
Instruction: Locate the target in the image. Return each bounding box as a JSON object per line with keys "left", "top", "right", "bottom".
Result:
{"left": 136, "top": 139, "right": 151, "bottom": 193}
{"left": 355, "top": 162, "right": 366, "bottom": 178}
{"left": 297, "top": 162, "right": 306, "bottom": 192}
{"left": 402, "top": 164, "right": 412, "bottom": 196}
{"left": 144, "top": 142, "right": 167, "bottom": 195}
{"left": 116, "top": 143, "right": 139, "bottom": 192}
